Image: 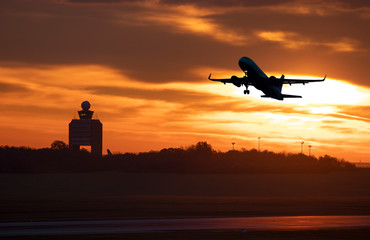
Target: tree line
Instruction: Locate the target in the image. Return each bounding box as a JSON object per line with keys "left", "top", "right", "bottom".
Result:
{"left": 0, "top": 141, "right": 356, "bottom": 173}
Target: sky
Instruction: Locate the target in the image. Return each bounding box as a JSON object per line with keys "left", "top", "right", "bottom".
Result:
{"left": 0, "top": 0, "right": 369, "bottom": 162}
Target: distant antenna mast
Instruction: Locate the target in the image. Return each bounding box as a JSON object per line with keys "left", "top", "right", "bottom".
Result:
{"left": 300, "top": 141, "right": 304, "bottom": 154}
{"left": 258, "top": 137, "right": 261, "bottom": 152}
{"left": 232, "top": 142, "right": 235, "bottom": 150}
{"left": 308, "top": 145, "right": 312, "bottom": 156}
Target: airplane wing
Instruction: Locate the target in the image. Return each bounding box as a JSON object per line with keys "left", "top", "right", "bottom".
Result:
{"left": 208, "top": 73, "right": 238, "bottom": 83}
{"left": 283, "top": 75, "right": 326, "bottom": 85}
{"left": 208, "top": 74, "right": 252, "bottom": 86}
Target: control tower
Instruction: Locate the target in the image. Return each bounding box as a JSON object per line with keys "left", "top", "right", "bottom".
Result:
{"left": 69, "top": 101, "right": 102, "bottom": 156}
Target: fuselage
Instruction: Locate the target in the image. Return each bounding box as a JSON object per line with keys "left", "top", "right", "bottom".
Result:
{"left": 239, "top": 57, "right": 284, "bottom": 100}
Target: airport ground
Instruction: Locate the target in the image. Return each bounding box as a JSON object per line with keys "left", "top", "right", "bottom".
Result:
{"left": 1, "top": 229, "right": 370, "bottom": 240}
{"left": 0, "top": 170, "right": 370, "bottom": 239}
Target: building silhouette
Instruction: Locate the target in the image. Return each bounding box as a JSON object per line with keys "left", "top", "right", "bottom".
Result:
{"left": 69, "top": 101, "right": 102, "bottom": 156}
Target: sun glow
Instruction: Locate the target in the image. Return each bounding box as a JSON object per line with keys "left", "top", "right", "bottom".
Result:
{"left": 269, "top": 74, "right": 370, "bottom": 105}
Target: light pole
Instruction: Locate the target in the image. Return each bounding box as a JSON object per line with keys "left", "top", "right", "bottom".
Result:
{"left": 308, "top": 145, "right": 312, "bottom": 156}
{"left": 300, "top": 141, "right": 304, "bottom": 154}
{"left": 258, "top": 137, "right": 261, "bottom": 152}
{"left": 232, "top": 142, "right": 235, "bottom": 150}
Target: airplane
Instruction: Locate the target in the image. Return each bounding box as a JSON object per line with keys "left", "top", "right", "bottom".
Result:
{"left": 208, "top": 57, "right": 326, "bottom": 100}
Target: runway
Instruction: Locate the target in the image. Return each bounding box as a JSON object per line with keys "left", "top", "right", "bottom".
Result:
{"left": 1, "top": 215, "right": 370, "bottom": 236}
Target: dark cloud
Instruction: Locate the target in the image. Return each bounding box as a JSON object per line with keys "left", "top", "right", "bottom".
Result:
{"left": 0, "top": 104, "right": 71, "bottom": 118}
{"left": 63, "top": 0, "right": 296, "bottom": 7}
{"left": 0, "top": 98, "right": 139, "bottom": 121}
{"left": 0, "top": 82, "right": 29, "bottom": 93}
{"left": 159, "top": 0, "right": 294, "bottom": 7}
{"left": 65, "top": 0, "right": 124, "bottom": 3}
{"left": 0, "top": 0, "right": 369, "bottom": 87}
{"left": 0, "top": 0, "right": 231, "bottom": 83}
{"left": 85, "top": 85, "right": 220, "bottom": 103}
{"left": 334, "top": 0, "right": 370, "bottom": 9}
{"left": 64, "top": 0, "right": 370, "bottom": 9}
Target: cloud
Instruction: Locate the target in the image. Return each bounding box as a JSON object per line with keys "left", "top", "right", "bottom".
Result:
{"left": 160, "top": 0, "right": 293, "bottom": 7}
{"left": 256, "top": 31, "right": 360, "bottom": 52}
{"left": 153, "top": 0, "right": 370, "bottom": 18}
{"left": 338, "top": 105, "right": 370, "bottom": 121}
{"left": 85, "top": 85, "right": 220, "bottom": 103}
{"left": 115, "top": 2, "right": 248, "bottom": 46}
{"left": 64, "top": 0, "right": 294, "bottom": 7}
{"left": 1, "top": 0, "right": 242, "bottom": 83}
{"left": 65, "top": 0, "right": 249, "bottom": 45}
{"left": 0, "top": 82, "right": 29, "bottom": 93}
{"left": 324, "top": 39, "right": 361, "bottom": 52}
{"left": 292, "top": 0, "right": 370, "bottom": 17}
{"left": 65, "top": 0, "right": 123, "bottom": 3}
{"left": 0, "top": 104, "right": 71, "bottom": 119}
{"left": 320, "top": 125, "right": 357, "bottom": 134}
{"left": 1, "top": 0, "right": 369, "bottom": 87}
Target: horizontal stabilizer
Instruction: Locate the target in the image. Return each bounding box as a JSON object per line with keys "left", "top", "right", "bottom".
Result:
{"left": 281, "top": 94, "right": 302, "bottom": 98}
{"left": 261, "top": 94, "right": 302, "bottom": 99}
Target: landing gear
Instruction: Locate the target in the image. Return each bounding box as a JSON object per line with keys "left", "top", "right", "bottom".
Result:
{"left": 244, "top": 88, "right": 250, "bottom": 94}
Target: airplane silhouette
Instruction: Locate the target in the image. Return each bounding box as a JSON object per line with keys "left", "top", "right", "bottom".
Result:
{"left": 209, "top": 57, "right": 326, "bottom": 100}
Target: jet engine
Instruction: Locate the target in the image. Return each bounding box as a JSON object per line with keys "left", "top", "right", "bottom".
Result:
{"left": 231, "top": 75, "right": 242, "bottom": 87}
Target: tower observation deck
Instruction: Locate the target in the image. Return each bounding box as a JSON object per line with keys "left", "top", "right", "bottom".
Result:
{"left": 69, "top": 101, "right": 102, "bottom": 156}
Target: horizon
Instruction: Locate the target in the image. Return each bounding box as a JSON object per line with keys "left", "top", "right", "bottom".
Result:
{"left": 0, "top": 0, "right": 369, "bottom": 163}
{"left": 0, "top": 140, "right": 365, "bottom": 165}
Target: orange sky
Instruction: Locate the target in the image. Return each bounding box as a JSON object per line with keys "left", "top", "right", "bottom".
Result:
{"left": 0, "top": 0, "right": 369, "bottom": 162}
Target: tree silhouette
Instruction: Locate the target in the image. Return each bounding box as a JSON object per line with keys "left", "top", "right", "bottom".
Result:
{"left": 50, "top": 140, "right": 68, "bottom": 150}
{"left": 0, "top": 142, "right": 357, "bottom": 173}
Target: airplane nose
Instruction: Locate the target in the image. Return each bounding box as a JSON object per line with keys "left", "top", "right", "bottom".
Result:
{"left": 239, "top": 56, "right": 250, "bottom": 62}
{"left": 238, "top": 57, "right": 250, "bottom": 71}
{"left": 238, "top": 57, "right": 249, "bottom": 65}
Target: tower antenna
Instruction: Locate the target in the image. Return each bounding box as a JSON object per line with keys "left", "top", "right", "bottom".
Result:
{"left": 300, "top": 141, "right": 304, "bottom": 154}
{"left": 258, "top": 137, "right": 261, "bottom": 152}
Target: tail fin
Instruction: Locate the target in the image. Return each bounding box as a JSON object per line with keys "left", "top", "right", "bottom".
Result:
{"left": 277, "top": 75, "right": 284, "bottom": 92}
